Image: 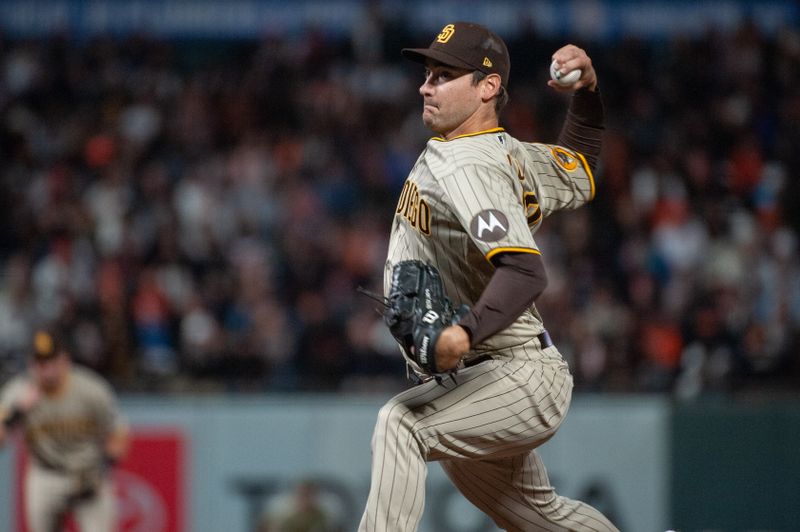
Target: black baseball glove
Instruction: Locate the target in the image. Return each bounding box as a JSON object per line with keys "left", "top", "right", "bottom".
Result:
{"left": 376, "top": 260, "right": 469, "bottom": 374}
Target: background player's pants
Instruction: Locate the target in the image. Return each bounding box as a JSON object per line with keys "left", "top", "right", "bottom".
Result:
{"left": 358, "top": 337, "right": 618, "bottom": 532}
{"left": 25, "top": 463, "right": 116, "bottom": 532}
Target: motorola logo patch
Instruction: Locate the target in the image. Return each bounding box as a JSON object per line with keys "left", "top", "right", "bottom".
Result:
{"left": 470, "top": 209, "right": 509, "bottom": 242}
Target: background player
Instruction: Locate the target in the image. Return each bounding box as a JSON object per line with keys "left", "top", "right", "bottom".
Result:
{"left": 359, "top": 22, "right": 618, "bottom": 531}
{"left": 0, "top": 328, "right": 130, "bottom": 532}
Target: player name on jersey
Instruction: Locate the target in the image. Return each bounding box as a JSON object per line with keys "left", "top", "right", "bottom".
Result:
{"left": 395, "top": 179, "right": 431, "bottom": 235}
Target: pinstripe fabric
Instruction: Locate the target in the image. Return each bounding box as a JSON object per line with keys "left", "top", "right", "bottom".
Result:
{"left": 359, "top": 339, "right": 618, "bottom": 531}
{"left": 442, "top": 451, "right": 615, "bottom": 531}
{"left": 362, "top": 129, "right": 617, "bottom": 531}
{"left": 385, "top": 130, "right": 595, "bottom": 375}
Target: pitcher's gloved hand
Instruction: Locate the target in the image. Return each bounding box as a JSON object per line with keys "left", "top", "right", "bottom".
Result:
{"left": 383, "top": 260, "right": 470, "bottom": 374}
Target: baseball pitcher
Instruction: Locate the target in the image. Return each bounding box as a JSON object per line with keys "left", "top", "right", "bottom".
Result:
{"left": 0, "top": 329, "right": 129, "bottom": 532}
{"left": 359, "top": 22, "right": 618, "bottom": 531}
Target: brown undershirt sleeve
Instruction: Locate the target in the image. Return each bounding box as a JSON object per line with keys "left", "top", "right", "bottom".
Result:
{"left": 457, "top": 252, "right": 548, "bottom": 347}
{"left": 557, "top": 88, "right": 605, "bottom": 171}
{"left": 457, "top": 90, "right": 602, "bottom": 347}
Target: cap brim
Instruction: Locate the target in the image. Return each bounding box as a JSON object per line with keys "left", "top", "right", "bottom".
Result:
{"left": 401, "top": 47, "right": 476, "bottom": 71}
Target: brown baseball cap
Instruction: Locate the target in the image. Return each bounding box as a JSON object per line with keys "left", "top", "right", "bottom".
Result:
{"left": 31, "top": 329, "right": 65, "bottom": 361}
{"left": 402, "top": 22, "right": 510, "bottom": 87}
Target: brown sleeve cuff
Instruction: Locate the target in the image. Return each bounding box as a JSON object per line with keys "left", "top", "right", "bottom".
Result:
{"left": 569, "top": 87, "right": 604, "bottom": 126}
{"left": 557, "top": 88, "right": 605, "bottom": 172}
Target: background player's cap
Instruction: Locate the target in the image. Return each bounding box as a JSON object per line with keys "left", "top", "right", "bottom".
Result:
{"left": 30, "top": 328, "right": 65, "bottom": 361}
{"left": 402, "top": 22, "right": 510, "bottom": 87}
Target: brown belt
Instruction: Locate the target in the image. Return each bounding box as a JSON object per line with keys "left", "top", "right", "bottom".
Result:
{"left": 464, "top": 330, "right": 553, "bottom": 368}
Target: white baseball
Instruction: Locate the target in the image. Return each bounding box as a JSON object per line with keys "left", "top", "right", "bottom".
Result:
{"left": 550, "top": 59, "right": 582, "bottom": 86}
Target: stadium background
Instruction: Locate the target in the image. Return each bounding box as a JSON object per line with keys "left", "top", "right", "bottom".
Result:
{"left": 0, "top": 0, "right": 799, "bottom": 530}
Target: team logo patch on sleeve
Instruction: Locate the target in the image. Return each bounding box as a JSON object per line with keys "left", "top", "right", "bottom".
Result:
{"left": 550, "top": 146, "right": 579, "bottom": 171}
{"left": 470, "top": 209, "right": 509, "bottom": 242}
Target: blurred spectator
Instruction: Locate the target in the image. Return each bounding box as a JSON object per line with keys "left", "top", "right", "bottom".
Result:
{"left": 259, "top": 480, "right": 335, "bottom": 532}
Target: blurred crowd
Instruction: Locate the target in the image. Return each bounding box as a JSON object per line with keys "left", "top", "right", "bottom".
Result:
{"left": 0, "top": 12, "right": 799, "bottom": 396}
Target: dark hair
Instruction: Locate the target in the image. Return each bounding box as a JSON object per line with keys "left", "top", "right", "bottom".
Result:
{"left": 472, "top": 70, "right": 509, "bottom": 115}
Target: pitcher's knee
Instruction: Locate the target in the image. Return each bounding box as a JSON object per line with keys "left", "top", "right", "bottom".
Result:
{"left": 376, "top": 399, "right": 412, "bottom": 432}
{"left": 374, "top": 399, "right": 428, "bottom": 452}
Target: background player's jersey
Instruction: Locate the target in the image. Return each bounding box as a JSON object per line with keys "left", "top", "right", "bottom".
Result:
{"left": 385, "top": 127, "right": 594, "bottom": 361}
{"left": 0, "top": 366, "right": 125, "bottom": 473}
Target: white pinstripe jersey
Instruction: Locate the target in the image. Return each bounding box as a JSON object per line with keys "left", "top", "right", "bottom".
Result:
{"left": 385, "top": 127, "right": 595, "bottom": 363}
